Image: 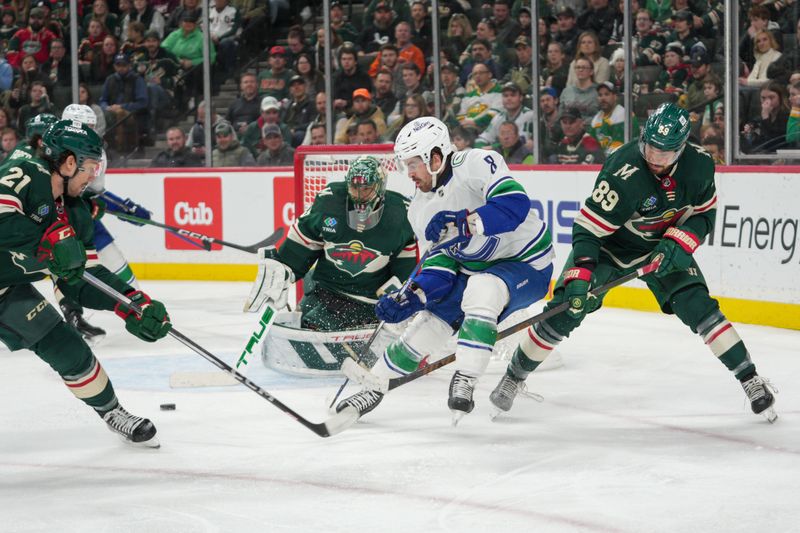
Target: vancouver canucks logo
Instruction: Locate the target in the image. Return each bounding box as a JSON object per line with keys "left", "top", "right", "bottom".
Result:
{"left": 626, "top": 207, "right": 689, "bottom": 240}
{"left": 326, "top": 240, "right": 382, "bottom": 277}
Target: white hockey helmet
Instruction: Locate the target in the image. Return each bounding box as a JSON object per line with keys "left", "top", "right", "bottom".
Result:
{"left": 62, "top": 104, "right": 98, "bottom": 129}
{"left": 394, "top": 117, "right": 455, "bottom": 187}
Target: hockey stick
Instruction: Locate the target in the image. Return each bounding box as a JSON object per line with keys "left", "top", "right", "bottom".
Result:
{"left": 346, "top": 255, "right": 665, "bottom": 392}
{"left": 80, "top": 272, "right": 359, "bottom": 438}
{"left": 327, "top": 247, "right": 432, "bottom": 409}
{"left": 96, "top": 191, "right": 212, "bottom": 251}
{"left": 106, "top": 209, "right": 285, "bottom": 254}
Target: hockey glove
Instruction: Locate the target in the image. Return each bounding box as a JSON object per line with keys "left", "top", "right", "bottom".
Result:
{"left": 115, "top": 290, "right": 172, "bottom": 342}
{"left": 243, "top": 248, "right": 295, "bottom": 312}
{"left": 425, "top": 209, "right": 473, "bottom": 248}
{"left": 652, "top": 226, "right": 699, "bottom": 277}
{"left": 37, "top": 221, "right": 87, "bottom": 285}
{"left": 120, "top": 198, "right": 151, "bottom": 226}
{"left": 89, "top": 196, "right": 106, "bottom": 221}
{"left": 563, "top": 263, "right": 595, "bottom": 321}
{"left": 375, "top": 283, "right": 426, "bottom": 323}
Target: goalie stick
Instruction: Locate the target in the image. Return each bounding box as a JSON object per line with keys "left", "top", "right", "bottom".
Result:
{"left": 105, "top": 205, "right": 284, "bottom": 254}
{"left": 81, "top": 272, "right": 358, "bottom": 438}
{"left": 344, "top": 255, "right": 665, "bottom": 392}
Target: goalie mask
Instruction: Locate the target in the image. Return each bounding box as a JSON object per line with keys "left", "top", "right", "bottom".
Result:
{"left": 344, "top": 156, "right": 387, "bottom": 232}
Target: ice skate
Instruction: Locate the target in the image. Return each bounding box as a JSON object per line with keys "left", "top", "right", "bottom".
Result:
{"left": 336, "top": 389, "right": 384, "bottom": 418}
{"left": 740, "top": 374, "right": 778, "bottom": 423}
{"left": 62, "top": 304, "right": 106, "bottom": 346}
{"left": 102, "top": 404, "right": 160, "bottom": 448}
{"left": 448, "top": 371, "right": 477, "bottom": 426}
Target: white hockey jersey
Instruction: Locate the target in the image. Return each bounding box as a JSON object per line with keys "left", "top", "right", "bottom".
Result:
{"left": 408, "top": 148, "right": 554, "bottom": 275}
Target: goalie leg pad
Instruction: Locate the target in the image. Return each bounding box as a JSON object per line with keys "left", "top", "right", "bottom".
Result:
{"left": 455, "top": 273, "right": 508, "bottom": 376}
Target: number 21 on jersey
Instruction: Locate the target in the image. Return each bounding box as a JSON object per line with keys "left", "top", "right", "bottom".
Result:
{"left": 0, "top": 167, "right": 31, "bottom": 193}
{"left": 591, "top": 180, "right": 619, "bottom": 211}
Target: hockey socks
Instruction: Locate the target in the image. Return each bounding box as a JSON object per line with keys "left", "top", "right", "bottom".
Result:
{"left": 454, "top": 314, "right": 497, "bottom": 376}
{"left": 511, "top": 321, "right": 563, "bottom": 378}
{"left": 696, "top": 310, "right": 755, "bottom": 380}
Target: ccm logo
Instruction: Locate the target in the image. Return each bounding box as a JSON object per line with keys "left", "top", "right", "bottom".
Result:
{"left": 27, "top": 300, "right": 48, "bottom": 321}
{"left": 174, "top": 201, "right": 214, "bottom": 225}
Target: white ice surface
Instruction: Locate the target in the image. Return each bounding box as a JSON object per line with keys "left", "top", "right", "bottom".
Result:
{"left": 1, "top": 281, "right": 799, "bottom": 533}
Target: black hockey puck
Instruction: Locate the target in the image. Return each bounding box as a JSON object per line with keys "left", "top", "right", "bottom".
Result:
{"left": 160, "top": 403, "right": 176, "bottom": 411}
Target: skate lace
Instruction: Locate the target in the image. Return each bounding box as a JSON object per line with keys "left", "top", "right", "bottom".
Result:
{"left": 497, "top": 376, "right": 544, "bottom": 403}
{"left": 348, "top": 391, "right": 381, "bottom": 412}
{"left": 451, "top": 372, "right": 476, "bottom": 399}
{"left": 104, "top": 407, "right": 143, "bottom": 436}
{"left": 742, "top": 376, "right": 778, "bottom": 403}
{"left": 516, "top": 381, "right": 544, "bottom": 403}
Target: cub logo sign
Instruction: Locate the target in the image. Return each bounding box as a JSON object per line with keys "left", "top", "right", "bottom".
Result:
{"left": 164, "top": 177, "right": 223, "bottom": 250}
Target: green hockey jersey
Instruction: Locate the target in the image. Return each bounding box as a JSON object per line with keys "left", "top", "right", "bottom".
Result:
{"left": 572, "top": 140, "right": 717, "bottom": 268}
{"left": 0, "top": 157, "right": 130, "bottom": 308}
{"left": 278, "top": 182, "right": 417, "bottom": 303}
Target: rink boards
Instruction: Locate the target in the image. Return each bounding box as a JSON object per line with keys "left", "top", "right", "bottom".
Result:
{"left": 105, "top": 165, "right": 800, "bottom": 329}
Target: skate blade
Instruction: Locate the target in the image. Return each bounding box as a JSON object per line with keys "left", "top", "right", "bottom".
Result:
{"left": 761, "top": 407, "right": 778, "bottom": 424}
{"left": 489, "top": 407, "right": 503, "bottom": 421}
{"left": 450, "top": 410, "right": 466, "bottom": 427}
{"left": 118, "top": 434, "right": 161, "bottom": 449}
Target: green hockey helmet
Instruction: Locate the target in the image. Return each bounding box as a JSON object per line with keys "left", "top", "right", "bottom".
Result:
{"left": 344, "top": 156, "right": 388, "bottom": 232}
{"left": 639, "top": 102, "right": 691, "bottom": 166}
{"left": 42, "top": 119, "right": 104, "bottom": 170}
{"left": 25, "top": 113, "right": 58, "bottom": 140}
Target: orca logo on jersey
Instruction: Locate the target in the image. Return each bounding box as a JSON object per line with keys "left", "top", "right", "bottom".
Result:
{"left": 326, "top": 240, "right": 382, "bottom": 277}
{"left": 174, "top": 201, "right": 214, "bottom": 225}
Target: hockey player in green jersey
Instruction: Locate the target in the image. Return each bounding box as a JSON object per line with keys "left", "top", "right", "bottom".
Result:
{"left": 7, "top": 113, "right": 58, "bottom": 161}
{"left": 244, "top": 156, "right": 417, "bottom": 331}
{"left": 490, "top": 103, "right": 778, "bottom": 423}
{"left": 0, "top": 120, "right": 172, "bottom": 447}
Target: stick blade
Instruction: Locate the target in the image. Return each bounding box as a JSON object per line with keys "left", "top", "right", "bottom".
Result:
{"left": 320, "top": 407, "right": 360, "bottom": 436}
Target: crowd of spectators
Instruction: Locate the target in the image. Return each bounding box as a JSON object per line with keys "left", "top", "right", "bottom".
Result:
{"left": 0, "top": 0, "right": 798, "bottom": 167}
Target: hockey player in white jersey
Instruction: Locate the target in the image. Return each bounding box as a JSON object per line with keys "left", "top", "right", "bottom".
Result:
{"left": 337, "top": 117, "right": 555, "bottom": 424}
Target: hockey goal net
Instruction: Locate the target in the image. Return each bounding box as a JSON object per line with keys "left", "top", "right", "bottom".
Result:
{"left": 293, "top": 144, "right": 414, "bottom": 214}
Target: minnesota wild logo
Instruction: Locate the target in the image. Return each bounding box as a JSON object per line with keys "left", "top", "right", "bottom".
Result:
{"left": 627, "top": 207, "right": 689, "bottom": 239}
{"left": 326, "top": 240, "right": 382, "bottom": 277}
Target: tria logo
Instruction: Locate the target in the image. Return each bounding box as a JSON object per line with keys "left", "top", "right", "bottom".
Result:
{"left": 326, "top": 240, "right": 381, "bottom": 277}
{"left": 174, "top": 201, "right": 214, "bottom": 225}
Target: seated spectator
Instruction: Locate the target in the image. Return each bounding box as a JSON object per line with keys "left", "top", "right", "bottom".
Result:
{"left": 551, "top": 106, "right": 605, "bottom": 164}
{"left": 87, "top": 35, "right": 119, "bottom": 84}
{"left": 767, "top": 18, "right": 800, "bottom": 85}
{"left": 666, "top": 10, "right": 699, "bottom": 56}
{"left": 739, "top": 5, "right": 781, "bottom": 71}
{"left": 357, "top": 119, "right": 381, "bottom": 144}
{"left": 294, "top": 53, "right": 324, "bottom": 99}
{"left": 394, "top": 21, "right": 425, "bottom": 76}
{"left": 553, "top": 6, "right": 579, "bottom": 58}
{"left": 226, "top": 72, "right": 260, "bottom": 137}
{"left": 187, "top": 100, "right": 222, "bottom": 158}
{"left": 283, "top": 75, "right": 316, "bottom": 147}
{"left": 286, "top": 26, "right": 312, "bottom": 68}
{"left": 456, "top": 61, "right": 503, "bottom": 134}
{"left": 162, "top": 9, "right": 216, "bottom": 110}
{"left": 121, "top": 20, "right": 145, "bottom": 54}
{"left": 256, "top": 123, "right": 294, "bottom": 166}
{"left": 83, "top": 0, "right": 119, "bottom": 39}
{"left": 459, "top": 38, "right": 500, "bottom": 86}
{"left": 787, "top": 81, "right": 800, "bottom": 146}
{"left": 322, "top": 0, "right": 359, "bottom": 45}
{"left": 539, "top": 87, "right": 563, "bottom": 160}
{"left": 386, "top": 93, "right": 428, "bottom": 141}
{"left": 0, "top": 9, "right": 21, "bottom": 54}
{"left": 335, "top": 88, "right": 386, "bottom": 144}
{"left": 332, "top": 45, "right": 372, "bottom": 112}
{"left": 213, "top": 120, "right": 256, "bottom": 166}
{"left": 242, "top": 96, "right": 291, "bottom": 156}
{"left": 493, "top": 121, "right": 533, "bottom": 164}
{"left": 17, "top": 81, "right": 53, "bottom": 130}
{"left": 440, "top": 61, "right": 465, "bottom": 126}
{"left": 358, "top": 1, "right": 397, "bottom": 58}
{"left": 131, "top": 30, "right": 179, "bottom": 130}
{"left": 451, "top": 125, "right": 474, "bottom": 150}
{"left": 409, "top": 0, "right": 431, "bottom": 56}
{"left": 742, "top": 81, "right": 790, "bottom": 154}
{"left": 166, "top": 0, "right": 198, "bottom": 35}
{"left": 442, "top": 13, "right": 473, "bottom": 62}
{"left": 258, "top": 46, "right": 295, "bottom": 101}
{"left": 701, "top": 134, "right": 724, "bottom": 164}
{"left": 492, "top": 0, "right": 521, "bottom": 47}
{"left": 313, "top": 26, "right": 343, "bottom": 72}
{"left": 589, "top": 81, "right": 634, "bottom": 156}
{"left": 1, "top": 126, "right": 17, "bottom": 160}
{"left": 0, "top": 108, "right": 11, "bottom": 134}
{"left": 151, "top": 126, "right": 202, "bottom": 166}
{"left": 6, "top": 7, "right": 57, "bottom": 68}
{"left": 541, "top": 41, "right": 569, "bottom": 95}
{"left": 633, "top": 9, "right": 665, "bottom": 66}
{"left": 9, "top": 54, "right": 48, "bottom": 110}
{"left": 475, "top": 81, "right": 533, "bottom": 148}
{"left": 684, "top": 45, "right": 711, "bottom": 110}
{"left": 308, "top": 123, "right": 326, "bottom": 145}
{"left": 302, "top": 91, "right": 329, "bottom": 145}
{"left": 576, "top": 0, "right": 616, "bottom": 46}
{"left": 470, "top": 18, "right": 511, "bottom": 78}
{"left": 209, "top": 0, "right": 241, "bottom": 87}
{"left": 78, "top": 82, "right": 106, "bottom": 136}
{"left": 394, "top": 61, "right": 425, "bottom": 107}
{"left": 504, "top": 35, "right": 534, "bottom": 95}
{"left": 654, "top": 42, "right": 689, "bottom": 94}
{"left": 99, "top": 52, "right": 150, "bottom": 151}
{"left": 567, "top": 31, "right": 610, "bottom": 86}
{"left": 361, "top": 0, "right": 408, "bottom": 36}
{"left": 374, "top": 68, "right": 399, "bottom": 119}
{"left": 699, "top": 74, "right": 723, "bottom": 129}
{"left": 559, "top": 57, "right": 599, "bottom": 122}
{"left": 740, "top": 30, "right": 781, "bottom": 88}
{"left": 80, "top": 19, "right": 109, "bottom": 59}
{"left": 121, "top": 0, "right": 165, "bottom": 40}
{"left": 608, "top": 47, "right": 625, "bottom": 93}
{"left": 41, "top": 37, "right": 70, "bottom": 91}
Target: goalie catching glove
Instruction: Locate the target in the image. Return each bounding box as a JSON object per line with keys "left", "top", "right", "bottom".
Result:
{"left": 114, "top": 290, "right": 172, "bottom": 342}
{"left": 243, "top": 247, "right": 295, "bottom": 312}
